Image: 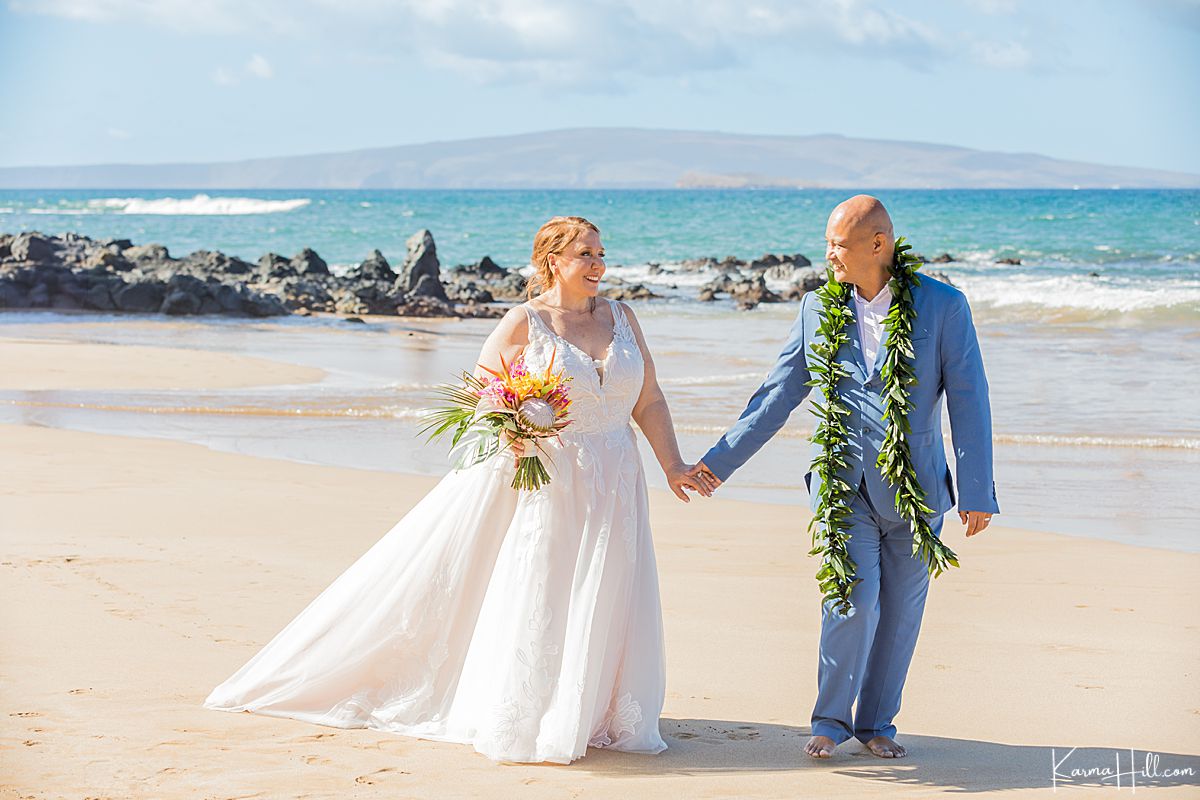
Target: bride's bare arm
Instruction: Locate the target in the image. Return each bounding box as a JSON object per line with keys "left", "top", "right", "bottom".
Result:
{"left": 472, "top": 307, "right": 530, "bottom": 460}
{"left": 622, "top": 303, "right": 708, "bottom": 501}
{"left": 472, "top": 306, "right": 529, "bottom": 381}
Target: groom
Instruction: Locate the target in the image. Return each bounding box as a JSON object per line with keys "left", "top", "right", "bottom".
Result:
{"left": 688, "top": 195, "right": 998, "bottom": 759}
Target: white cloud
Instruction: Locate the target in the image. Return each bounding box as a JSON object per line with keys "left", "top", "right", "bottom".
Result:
{"left": 211, "top": 65, "right": 239, "bottom": 85}
{"left": 966, "top": 0, "right": 1019, "bottom": 14}
{"left": 11, "top": 0, "right": 1038, "bottom": 90}
{"left": 971, "top": 39, "right": 1033, "bottom": 70}
{"left": 9, "top": 0, "right": 259, "bottom": 33}
{"left": 211, "top": 54, "right": 275, "bottom": 86}
{"left": 246, "top": 54, "right": 273, "bottom": 78}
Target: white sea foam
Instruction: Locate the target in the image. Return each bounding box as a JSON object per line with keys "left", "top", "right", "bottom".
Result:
{"left": 954, "top": 274, "right": 1200, "bottom": 314}
{"left": 607, "top": 257, "right": 1200, "bottom": 318}
{"left": 88, "top": 194, "right": 311, "bottom": 215}
{"left": 605, "top": 263, "right": 733, "bottom": 290}
{"left": 383, "top": 382, "right": 445, "bottom": 392}
{"left": 658, "top": 371, "right": 765, "bottom": 386}
{"left": 994, "top": 433, "right": 1200, "bottom": 450}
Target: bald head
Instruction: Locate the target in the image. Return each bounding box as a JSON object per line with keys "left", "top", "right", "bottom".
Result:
{"left": 829, "top": 195, "right": 894, "bottom": 246}
{"left": 825, "top": 195, "right": 896, "bottom": 294}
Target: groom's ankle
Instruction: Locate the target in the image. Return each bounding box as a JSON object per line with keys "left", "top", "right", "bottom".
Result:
{"left": 810, "top": 725, "right": 852, "bottom": 745}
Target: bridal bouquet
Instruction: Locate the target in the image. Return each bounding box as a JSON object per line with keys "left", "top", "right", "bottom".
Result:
{"left": 420, "top": 348, "right": 573, "bottom": 491}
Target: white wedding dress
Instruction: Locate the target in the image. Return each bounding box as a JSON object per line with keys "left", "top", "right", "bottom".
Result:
{"left": 203, "top": 298, "right": 668, "bottom": 764}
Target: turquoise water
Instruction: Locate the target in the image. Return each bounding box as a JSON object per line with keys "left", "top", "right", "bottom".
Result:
{"left": 2, "top": 189, "right": 1199, "bottom": 549}
{"left": 1, "top": 188, "right": 1196, "bottom": 266}
{"left": 2, "top": 189, "right": 1198, "bottom": 319}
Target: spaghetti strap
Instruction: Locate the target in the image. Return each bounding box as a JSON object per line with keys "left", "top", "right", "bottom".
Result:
{"left": 522, "top": 303, "right": 553, "bottom": 339}
{"left": 607, "top": 297, "right": 633, "bottom": 339}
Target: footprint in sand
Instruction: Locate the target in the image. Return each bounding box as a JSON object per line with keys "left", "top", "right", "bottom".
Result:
{"left": 669, "top": 725, "right": 732, "bottom": 745}
{"left": 303, "top": 754, "right": 332, "bottom": 766}
{"left": 355, "top": 767, "right": 408, "bottom": 785}
{"left": 724, "top": 726, "right": 761, "bottom": 741}
{"left": 292, "top": 732, "right": 338, "bottom": 743}
{"left": 10, "top": 711, "right": 42, "bottom": 718}
{"left": 69, "top": 687, "right": 92, "bottom": 695}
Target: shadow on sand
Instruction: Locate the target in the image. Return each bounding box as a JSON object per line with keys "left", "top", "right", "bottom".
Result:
{"left": 575, "top": 718, "right": 1200, "bottom": 793}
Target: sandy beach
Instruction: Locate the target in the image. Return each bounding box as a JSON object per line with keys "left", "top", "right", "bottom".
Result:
{"left": 0, "top": 337, "right": 326, "bottom": 391}
{"left": 2, "top": 342, "right": 1198, "bottom": 799}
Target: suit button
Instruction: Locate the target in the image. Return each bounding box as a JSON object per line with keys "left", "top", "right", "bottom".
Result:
{"left": 861, "top": 427, "right": 870, "bottom": 434}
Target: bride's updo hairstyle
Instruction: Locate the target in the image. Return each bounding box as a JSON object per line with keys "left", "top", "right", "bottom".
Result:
{"left": 527, "top": 216, "right": 600, "bottom": 299}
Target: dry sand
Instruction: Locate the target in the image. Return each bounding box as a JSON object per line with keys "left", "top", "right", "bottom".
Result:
{"left": 2, "top": 344, "right": 1198, "bottom": 798}
{"left": 0, "top": 338, "right": 325, "bottom": 390}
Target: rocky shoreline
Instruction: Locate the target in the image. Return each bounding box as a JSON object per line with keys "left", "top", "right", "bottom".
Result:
{"left": 0, "top": 230, "right": 955, "bottom": 318}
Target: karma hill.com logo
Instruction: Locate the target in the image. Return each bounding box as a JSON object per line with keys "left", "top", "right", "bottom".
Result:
{"left": 1052, "top": 748, "right": 1198, "bottom": 791}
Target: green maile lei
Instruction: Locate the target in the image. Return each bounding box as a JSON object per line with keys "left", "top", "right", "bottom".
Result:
{"left": 806, "top": 237, "right": 959, "bottom": 615}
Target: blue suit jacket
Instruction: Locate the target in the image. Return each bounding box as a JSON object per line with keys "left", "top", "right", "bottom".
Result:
{"left": 702, "top": 276, "right": 999, "bottom": 521}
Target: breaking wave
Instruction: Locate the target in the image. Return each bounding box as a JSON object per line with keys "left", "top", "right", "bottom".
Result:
{"left": 90, "top": 194, "right": 311, "bottom": 215}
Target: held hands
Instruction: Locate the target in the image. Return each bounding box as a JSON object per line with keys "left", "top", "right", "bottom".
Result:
{"left": 683, "top": 461, "right": 722, "bottom": 498}
{"left": 665, "top": 462, "right": 705, "bottom": 503}
{"left": 959, "top": 510, "right": 993, "bottom": 537}
{"left": 666, "top": 460, "right": 725, "bottom": 503}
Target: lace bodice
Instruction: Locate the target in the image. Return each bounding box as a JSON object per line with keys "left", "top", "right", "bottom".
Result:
{"left": 522, "top": 298, "right": 644, "bottom": 436}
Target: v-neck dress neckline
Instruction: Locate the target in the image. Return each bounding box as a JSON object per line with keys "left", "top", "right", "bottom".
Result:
{"left": 525, "top": 300, "right": 619, "bottom": 387}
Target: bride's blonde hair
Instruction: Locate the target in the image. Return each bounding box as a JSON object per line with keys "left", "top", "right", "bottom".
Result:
{"left": 527, "top": 216, "right": 600, "bottom": 299}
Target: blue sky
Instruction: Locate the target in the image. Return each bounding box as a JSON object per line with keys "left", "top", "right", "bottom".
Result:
{"left": 1, "top": 0, "right": 1198, "bottom": 173}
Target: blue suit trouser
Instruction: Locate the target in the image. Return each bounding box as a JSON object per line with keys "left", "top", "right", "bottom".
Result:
{"left": 810, "top": 478, "right": 939, "bottom": 744}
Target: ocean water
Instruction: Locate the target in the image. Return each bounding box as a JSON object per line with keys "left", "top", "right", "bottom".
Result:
{"left": 2, "top": 189, "right": 1198, "bottom": 550}
{"left": 3, "top": 188, "right": 1198, "bottom": 318}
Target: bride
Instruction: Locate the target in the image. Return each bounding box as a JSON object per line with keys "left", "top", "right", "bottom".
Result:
{"left": 203, "top": 216, "right": 706, "bottom": 764}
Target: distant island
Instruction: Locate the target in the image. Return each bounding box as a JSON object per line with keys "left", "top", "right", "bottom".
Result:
{"left": 1, "top": 127, "right": 1196, "bottom": 190}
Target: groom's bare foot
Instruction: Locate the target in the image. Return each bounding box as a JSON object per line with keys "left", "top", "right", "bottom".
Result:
{"left": 865, "top": 735, "right": 907, "bottom": 758}
{"left": 804, "top": 735, "right": 836, "bottom": 758}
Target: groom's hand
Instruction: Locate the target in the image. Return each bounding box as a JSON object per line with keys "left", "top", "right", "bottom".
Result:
{"left": 685, "top": 461, "right": 723, "bottom": 495}
{"left": 959, "top": 510, "right": 993, "bottom": 537}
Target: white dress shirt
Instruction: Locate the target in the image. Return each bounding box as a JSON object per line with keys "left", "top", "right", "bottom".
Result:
{"left": 852, "top": 282, "right": 893, "bottom": 371}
